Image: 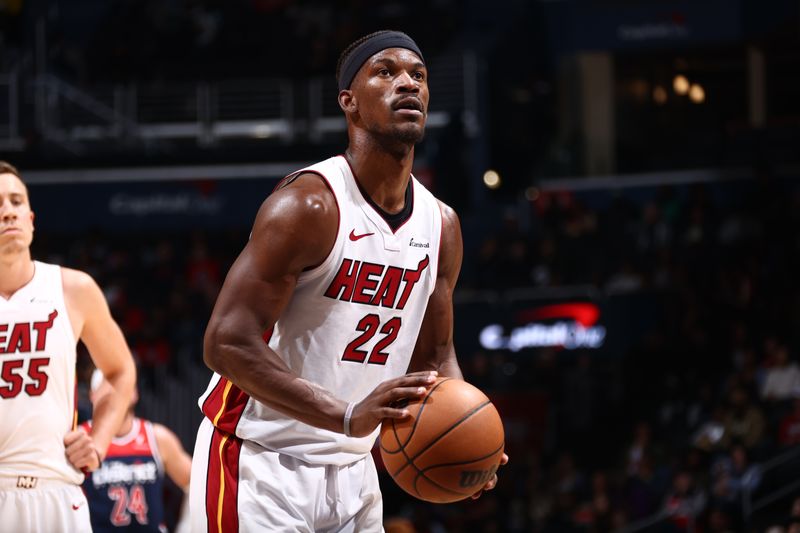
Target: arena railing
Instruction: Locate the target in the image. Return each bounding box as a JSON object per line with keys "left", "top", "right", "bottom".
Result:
{"left": 0, "top": 72, "right": 24, "bottom": 152}
{"left": 5, "top": 49, "right": 474, "bottom": 154}
{"left": 743, "top": 445, "right": 800, "bottom": 528}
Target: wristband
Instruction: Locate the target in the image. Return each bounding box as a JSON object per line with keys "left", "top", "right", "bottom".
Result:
{"left": 343, "top": 402, "right": 356, "bottom": 437}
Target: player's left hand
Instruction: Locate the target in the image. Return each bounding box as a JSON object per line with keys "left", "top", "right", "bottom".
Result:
{"left": 64, "top": 428, "right": 102, "bottom": 472}
{"left": 471, "top": 453, "right": 508, "bottom": 500}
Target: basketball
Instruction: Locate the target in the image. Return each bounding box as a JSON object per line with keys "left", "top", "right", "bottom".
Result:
{"left": 379, "top": 377, "right": 505, "bottom": 504}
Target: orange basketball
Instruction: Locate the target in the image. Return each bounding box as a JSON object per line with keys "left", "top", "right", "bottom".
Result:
{"left": 379, "top": 377, "right": 505, "bottom": 503}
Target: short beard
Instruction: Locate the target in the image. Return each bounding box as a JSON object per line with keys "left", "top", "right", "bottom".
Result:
{"left": 374, "top": 123, "right": 426, "bottom": 157}
{"left": 395, "top": 126, "right": 425, "bottom": 145}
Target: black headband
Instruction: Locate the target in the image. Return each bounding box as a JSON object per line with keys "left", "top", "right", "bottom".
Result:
{"left": 338, "top": 32, "right": 425, "bottom": 91}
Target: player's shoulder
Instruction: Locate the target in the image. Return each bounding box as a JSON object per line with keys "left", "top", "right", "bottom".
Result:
{"left": 435, "top": 199, "right": 462, "bottom": 270}
{"left": 60, "top": 268, "right": 109, "bottom": 316}
{"left": 151, "top": 421, "right": 172, "bottom": 437}
{"left": 148, "top": 420, "right": 177, "bottom": 441}
{"left": 435, "top": 199, "right": 460, "bottom": 230}
{"left": 151, "top": 422, "right": 184, "bottom": 455}
{"left": 60, "top": 267, "right": 100, "bottom": 294}
{"left": 254, "top": 171, "right": 339, "bottom": 230}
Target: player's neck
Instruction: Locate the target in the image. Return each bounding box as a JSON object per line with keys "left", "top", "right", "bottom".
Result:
{"left": 116, "top": 412, "right": 135, "bottom": 437}
{"left": 345, "top": 143, "right": 414, "bottom": 214}
{"left": 0, "top": 252, "right": 34, "bottom": 299}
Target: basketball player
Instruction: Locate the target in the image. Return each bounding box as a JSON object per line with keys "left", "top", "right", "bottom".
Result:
{"left": 0, "top": 161, "right": 137, "bottom": 532}
{"left": 81, "top": 369, "right": 192, "bottom": 532}
{"left": 190, "top": 30, "right": 507, "bottom": 532}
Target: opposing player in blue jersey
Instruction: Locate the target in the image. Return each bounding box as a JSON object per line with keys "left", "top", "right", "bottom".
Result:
{"left": 82, "top": 370, "right": 192, "bottom": 533}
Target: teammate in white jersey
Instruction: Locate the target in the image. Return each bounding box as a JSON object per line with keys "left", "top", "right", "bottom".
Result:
{"left": 190, "top": 31, "right": 507, "bottom": 532}
{"left": 0, "top": 160, "right": 137, "bottom": 533}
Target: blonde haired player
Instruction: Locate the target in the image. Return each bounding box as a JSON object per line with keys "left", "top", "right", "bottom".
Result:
{"left": 190, "top": 31, "right": 506, "bottom": 532}
{"left": 0, "top": 160, "right": 137, "bottom": 532}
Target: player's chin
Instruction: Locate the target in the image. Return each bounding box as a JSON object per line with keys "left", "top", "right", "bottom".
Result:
{"left": 392, "top": 123, "right": 426, "bottom": 144}
{"left": 0, "top": 238, "right": 27, "bottom": 255}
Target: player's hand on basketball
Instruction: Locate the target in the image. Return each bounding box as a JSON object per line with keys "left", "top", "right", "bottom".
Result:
{"left": 347, "top": 370, "right": 438, "bottom": 438}
{"left": 471, "top": 453, "right": 508, "bottom": 500}
{"left": 64, "top": 427, "right": 103, "bottom": 472}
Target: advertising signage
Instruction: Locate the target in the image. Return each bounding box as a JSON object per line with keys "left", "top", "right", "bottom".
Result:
{"left": 28, "top": 178, "right": 279, "bottom": 232}
{"left": 454, "top": 292, "right": 663, "bottom": 358}
{"left": 480, "top": 302, "right": 607, "bottom": 352}
{"left": 543, "top": 0, "right": 742, "bottom": 52}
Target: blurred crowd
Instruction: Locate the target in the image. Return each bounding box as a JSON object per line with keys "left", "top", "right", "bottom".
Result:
{"left": 11, "top": 0, "right": 461, "bottom": 83}
{"left": 430, "top": 169, "right": 800, "bottom": 532}
{"left": 31, "top": 168, "right": 800, "bottom": 532}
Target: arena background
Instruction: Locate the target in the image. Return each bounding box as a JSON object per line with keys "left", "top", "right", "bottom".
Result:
{"left": 2, "top": 0, "right": 800, "bottom": 531}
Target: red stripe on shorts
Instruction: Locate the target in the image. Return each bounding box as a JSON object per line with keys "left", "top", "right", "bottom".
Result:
{"left": 201, "top": 377, "right": 251, "bottom": 435}
{"left": 205, "top": 427, "right": 242, "bottom": 533}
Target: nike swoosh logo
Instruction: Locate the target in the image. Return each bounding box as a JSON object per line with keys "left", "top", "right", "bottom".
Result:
{"left": 72, "top": 502, "right": 84, "bottom": 510}
{"left": 349, "top": 229, "right": 375, "bottom": 241}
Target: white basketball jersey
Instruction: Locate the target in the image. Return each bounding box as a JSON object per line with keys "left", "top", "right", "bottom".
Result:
{"left": 200, "top": 155, "right": 442, "bottom": 465}
{"left": 0, "top": 261, "right": 82, "bottom": 484}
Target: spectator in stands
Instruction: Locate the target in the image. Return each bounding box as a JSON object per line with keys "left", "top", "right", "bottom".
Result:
{"left": 626, "top": 421, "right": 654, "bottom": 477}
{"left": 761, "top": 340, "right": 800, "bottom": 403}
{"left": 710, "top": 443, "right": 761, "bottom": 511}
{"left": 778, "top": 397, "right": 800, "bottom": 447}
{"left": 692, "top": 405, "right": 728, "bottom": 453}
{"left": 624, "top": 450, "right": 664, "bottom": 521}
{"left": 788, "top": 496, "right": 800, "bottom": 533}
{"left": 572, "top": 470, "right": 614, "bottom": 532}
{"left": 721, "top": 386, "right": 766, "bottom": 453}
{"left": 661, "top": 469, "right": 707, "bottom": 532}
{"left": 706, "top": 506, "right": 735, "bottom": 533}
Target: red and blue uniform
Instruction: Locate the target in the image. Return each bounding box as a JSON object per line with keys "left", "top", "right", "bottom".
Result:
{"left": 81, "top": 418, "right": 166, "bottom": 533}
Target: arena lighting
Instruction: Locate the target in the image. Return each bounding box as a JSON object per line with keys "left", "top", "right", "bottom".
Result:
{"left": 652, "top": 85, "right": 668, "bottom": 105}
{"left": 673, "top": 74, "right": 690, "bottom": 95}
{"left": 483, "top": 170, "right": 501, "bottom": 189}
{"left": 689, "top": 83, "right": 706, "bottom": 104}
{"left": 252, "top": 124, "right": 273, "bottom": 138}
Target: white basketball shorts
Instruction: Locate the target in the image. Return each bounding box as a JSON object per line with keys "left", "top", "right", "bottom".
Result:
{"left": 189, "top": 417, "right": 384, "bottom": 532}
{"left": 0, "top": 476, "right": 91, "bottom": 533}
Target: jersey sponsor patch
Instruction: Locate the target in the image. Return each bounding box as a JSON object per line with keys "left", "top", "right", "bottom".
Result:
{"left": 91, "top": 460, "right": 159, "bottom": 487}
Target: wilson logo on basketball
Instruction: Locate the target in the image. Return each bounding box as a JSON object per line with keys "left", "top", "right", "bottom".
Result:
{"left": 459, "top": 465, "right": 499, "bottom": 489}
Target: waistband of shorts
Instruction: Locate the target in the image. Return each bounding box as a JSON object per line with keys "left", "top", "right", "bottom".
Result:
{"left": 0, "top": 476, "right": 74, "bottom": 490}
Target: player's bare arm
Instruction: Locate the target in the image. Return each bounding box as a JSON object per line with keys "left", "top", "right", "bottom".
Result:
{"left": 153, "top": 423, "right": 192, "bottom": 490}
{"left": 407, "top": 201, "right": 464, "bottom": 378}
{"left": 62, "top": 268, "right": 136, "bottom": 470}
{"left": 407, "top": 201, "right": 509, "bottom": 498}
{"left": 204, "top": 174, "right": 434, "bottom": 437}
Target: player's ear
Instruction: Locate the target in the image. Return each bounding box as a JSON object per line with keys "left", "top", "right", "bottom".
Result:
{"left": 338, "top": 90, "right": 357, "bottom": 114}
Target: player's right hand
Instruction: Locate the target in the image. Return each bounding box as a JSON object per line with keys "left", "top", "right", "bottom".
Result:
{"left": 347, "top": 370, "right": 437, "bottom": 438}
{"left": 64, "top": 427, "right": 103, "bottom": 473}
